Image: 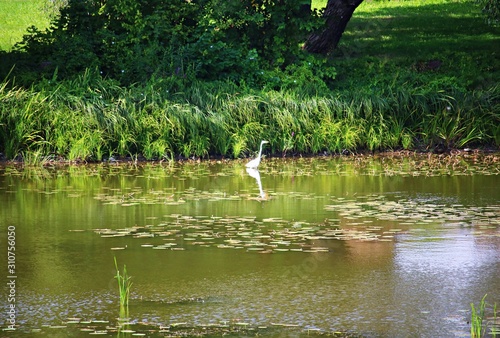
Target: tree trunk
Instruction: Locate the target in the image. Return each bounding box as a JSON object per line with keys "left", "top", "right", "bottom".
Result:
{"left": 304, "top": 0, "right": 364, "bottom": 54}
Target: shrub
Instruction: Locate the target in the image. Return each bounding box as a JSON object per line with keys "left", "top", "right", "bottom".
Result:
{"left": 9, "top": 0, "right": 326, "bottom": 86}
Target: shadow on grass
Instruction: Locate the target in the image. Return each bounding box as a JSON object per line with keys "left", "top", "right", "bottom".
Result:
{"left": 339, "top": 2, "right": 499, "bottom": 57}
{"left": 332, "top": 1, "right": 500, "bottom": 90}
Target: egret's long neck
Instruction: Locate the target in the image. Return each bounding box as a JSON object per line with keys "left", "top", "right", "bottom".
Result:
{"left": 258, "top": 143, "right": 264, "bottom": 158}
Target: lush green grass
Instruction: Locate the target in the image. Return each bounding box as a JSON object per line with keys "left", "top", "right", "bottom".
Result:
{"left": 0, "top": 70, "right": 497, "bottom": 163}
{"left": 0, "top": 0, "right": 50, "bottom": 51}
{"left": 334, "top": 0, "right": 499, "bottom": 89}
{"left": 311, "top": 0, "right": 327, "bottom": 9}
{"left": 310, "top": 0, "right": 499, "bottom": 91}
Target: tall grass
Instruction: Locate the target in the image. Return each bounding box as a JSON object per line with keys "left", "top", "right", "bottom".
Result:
{"left": 471, "top": 294, "right": 488, "bottom": 338}
{"left": 0, "top": 75, "right": 498, "bottom": 162}
{"left": 114, "top": 257, "right": 132, "bottom": 318}
{"left": 471, "top": 294, "right": 499, "bottom": 338}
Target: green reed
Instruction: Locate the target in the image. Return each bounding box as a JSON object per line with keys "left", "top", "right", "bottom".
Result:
{"left": 471, "top": 295, "right": 488, "bottom": 338}
{"left": 114, "top": 257, "right": 132, "bottom": 314}
{"left": 471, "top": 294, "right": 499, "bottom": 338}
{"left": 21, "top": 149, "right": 53, "bottom": 166}
{"left": 494, "top": 302, "right": 499, "bottom": 337}
{"left": 1, "top": 0, "right": 498, "bottom": 159}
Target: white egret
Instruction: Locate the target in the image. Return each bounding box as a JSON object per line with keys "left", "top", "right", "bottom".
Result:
{"left": 245, "top": 140, "right": 269, "bottom": 168}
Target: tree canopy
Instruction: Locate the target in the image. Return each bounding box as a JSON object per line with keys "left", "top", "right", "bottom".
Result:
{"left": 2, "top": 0, "right": 497, "bottom": 87}
{"left": 4, "top": 0, "right": 339, "bottom": 86}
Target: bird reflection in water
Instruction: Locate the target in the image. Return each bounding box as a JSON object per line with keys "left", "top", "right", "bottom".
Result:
{"left": 246, "top": 168, "right": 269, "bottom": 200}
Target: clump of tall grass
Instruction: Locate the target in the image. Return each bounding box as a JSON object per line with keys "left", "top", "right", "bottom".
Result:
{"left": 114, "top": 257, "right": 132, "bottom": 317}
{"left": 0, "top": 74, "right": 498, "bottom": 162}
{"left": 21, "top": 149, "right": 53, "bottom": 166}
{"left": 470, "top": 294, "right": 498, "bottom": 338}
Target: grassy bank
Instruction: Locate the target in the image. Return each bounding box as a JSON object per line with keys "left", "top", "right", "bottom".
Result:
{"left": 1, "top": 72, "right": 498, "bottom": 163}
{"left": 0, "top": 0, "right": 499, "bottom": 163}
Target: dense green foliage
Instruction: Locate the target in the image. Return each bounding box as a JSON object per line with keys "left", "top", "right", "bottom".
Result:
{"left": 2, "top": 0, "right": 332, "bottom": 87}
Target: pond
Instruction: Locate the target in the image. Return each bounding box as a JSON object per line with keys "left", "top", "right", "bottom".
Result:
{"left": 1, "top": 153, "right": 499, "bottom": 337}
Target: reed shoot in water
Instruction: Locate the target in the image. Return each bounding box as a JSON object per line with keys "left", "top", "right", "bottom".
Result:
{"left": 114, "top": 257, "right": 132, "bottom": 311}
{"left": 470, "top": 294, "right": 498, "bottom": 338}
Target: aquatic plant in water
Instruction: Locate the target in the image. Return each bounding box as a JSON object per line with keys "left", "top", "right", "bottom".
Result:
{"left": 470, "top": 294, "right": 498, "bottom": 338}
{"left": 114, "top": 256, "right": 132, "bottom": 318}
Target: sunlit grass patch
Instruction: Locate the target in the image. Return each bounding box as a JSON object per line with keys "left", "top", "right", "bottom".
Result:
{"left": 0, "top": 0, "right": 50, "bottom": 50}
{"left": 311, "top": 0, "right": 326, "bottom": 10}
{"left": 334, "top": 0, "right": 500, "bottom": 91}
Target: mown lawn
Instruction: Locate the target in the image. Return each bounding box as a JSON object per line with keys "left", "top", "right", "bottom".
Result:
{"left": 333, "top": 0, "right": 500, "bottom": 91}
{"left": 0, "top": 0, "right": 50, "bottom": 51}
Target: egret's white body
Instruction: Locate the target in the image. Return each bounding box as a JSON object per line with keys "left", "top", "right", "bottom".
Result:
{"left": 246, "top": 140, "right": 269, "bottom": 168}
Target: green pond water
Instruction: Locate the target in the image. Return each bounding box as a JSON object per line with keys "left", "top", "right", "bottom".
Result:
{"left": 1, "top": 154, "right": 499, "bottom": 337}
